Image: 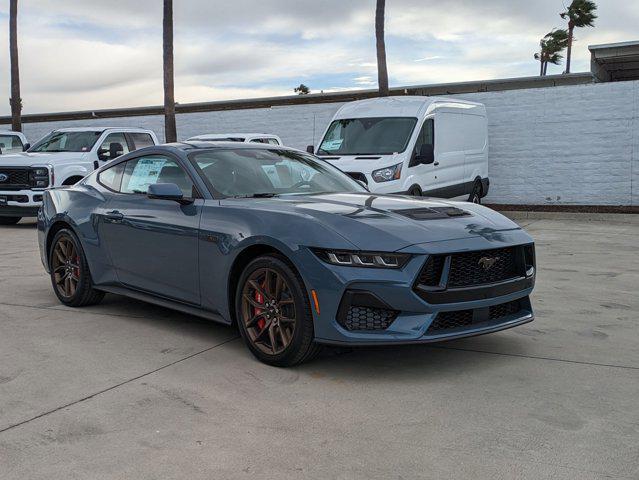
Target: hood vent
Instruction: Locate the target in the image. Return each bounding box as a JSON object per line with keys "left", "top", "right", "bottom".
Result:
{"left": 392, "top": 206, "right": 471, "bottom": 220}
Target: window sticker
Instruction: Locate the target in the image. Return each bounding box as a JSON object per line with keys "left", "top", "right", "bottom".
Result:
{"left": 127, "top": 158, "right": 167, "bottom": 193}
{"left": 321, "top": 139, "right": 343, "bottom": 151}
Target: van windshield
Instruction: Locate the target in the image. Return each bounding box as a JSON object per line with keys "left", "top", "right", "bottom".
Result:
{"left": 318, "top": 117, "right": 417, "bottom": 155}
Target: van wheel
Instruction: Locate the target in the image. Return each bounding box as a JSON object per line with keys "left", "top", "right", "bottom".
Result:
{"left": 0, "top": 217, "right": 21, "bottom": 225}
{"left": 408, "top": 186, "right": 422, "bottom": 197}
{"left": 468, "top": 182, "right": 482, "bottom": 204}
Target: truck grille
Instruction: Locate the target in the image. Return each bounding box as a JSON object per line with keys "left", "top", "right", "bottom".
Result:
{"left": 0, "top": 167, "right": 49, "bottom": 190}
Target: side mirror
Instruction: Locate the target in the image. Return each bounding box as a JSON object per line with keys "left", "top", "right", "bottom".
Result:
{"left": 109, "top": 142, "right": 124, "bottom": 159}
{"left": 148, "top": 183, "right": 193, "bottom": 205}
{"left": 415, "top": 143, "right": 434, "bottom": 165}
{"left": 23, "top": 143, "right": 31, "bottom": 151}
{"left": 306, "top": 145, "right": 315, "bottom": 154}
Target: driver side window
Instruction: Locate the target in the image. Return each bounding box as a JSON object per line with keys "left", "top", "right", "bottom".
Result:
{"left": 120, "top": 155, "right": 195, "bottom": 197}
{"left": 99, "top": 133, "right": 130, "bottom": 160}
{"left": 411, "top": 119, "right": 434, "bottom": 167}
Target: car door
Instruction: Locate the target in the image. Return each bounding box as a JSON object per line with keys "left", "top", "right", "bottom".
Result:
{"left": 409, "top": 118, "right": 438, "bottom": 192}
{"left": 99, "top": 153, "right": 203, "bottom": 304}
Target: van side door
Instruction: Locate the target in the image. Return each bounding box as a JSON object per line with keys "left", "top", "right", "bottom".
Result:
{"left": 409, "top": 118, "right": 437, "bottom": 193}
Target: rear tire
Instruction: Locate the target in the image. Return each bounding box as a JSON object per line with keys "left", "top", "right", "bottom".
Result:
{"left": 0, "top": 217, "right": 21, "bottom": 225}
{"left": 468, "top": 181, "right": 482, "bottom": 204}
{"left": 235, "top": 255, "right": 321, "bottom": 367}
{"left": 49, "top": 229, "right": 105, "bottom": 307}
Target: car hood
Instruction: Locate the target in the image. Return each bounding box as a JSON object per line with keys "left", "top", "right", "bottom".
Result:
{"left": 222, "top": 193, "right": 522, "bottom": 251}
{"left": 0, "top": 151, "right": 86, "bottom": 166}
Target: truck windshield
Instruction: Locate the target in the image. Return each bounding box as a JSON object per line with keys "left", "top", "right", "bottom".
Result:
{"left": 30, "top": 131, "right": 102, "bottom": 153}
{"left": 318, "top": 117, "right": 417, "bottom": 155}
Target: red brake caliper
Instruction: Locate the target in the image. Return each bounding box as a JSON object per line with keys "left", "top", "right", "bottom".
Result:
{"left": 255, "top": 289, "right": 266, "bottom": 330}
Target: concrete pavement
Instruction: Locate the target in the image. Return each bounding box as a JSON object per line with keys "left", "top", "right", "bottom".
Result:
{"left": 0, "top": 217, "right": 638, "bottom": 479}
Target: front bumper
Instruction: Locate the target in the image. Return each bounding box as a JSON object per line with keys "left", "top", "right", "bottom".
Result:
{"left": 0, "top": 189, "right": 44, "bottom": 217}
{"left": 299, "top": 232, "right": 535, "bottom": 345}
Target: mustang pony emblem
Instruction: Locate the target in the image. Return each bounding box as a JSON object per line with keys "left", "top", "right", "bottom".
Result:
{"left": 478, "top": 256, "right": 498, "bottom": 270}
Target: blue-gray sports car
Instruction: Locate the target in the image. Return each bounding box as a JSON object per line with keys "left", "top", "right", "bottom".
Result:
{"left": 38, "top": 142, "right": 535, "bottom": 366}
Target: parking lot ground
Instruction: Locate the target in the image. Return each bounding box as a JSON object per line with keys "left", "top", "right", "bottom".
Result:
{"left": 0, "top": 217, "right": 638, "bottom": 480}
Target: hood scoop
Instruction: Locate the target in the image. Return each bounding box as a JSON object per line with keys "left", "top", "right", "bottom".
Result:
{"left": 392, "top": 206, "right": 472, "bottom": 220}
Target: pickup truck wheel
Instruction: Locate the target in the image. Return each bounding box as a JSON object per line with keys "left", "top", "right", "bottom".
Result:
{"left": 50, "top": 229, "right": 105, "bottom": 307}
{"left": 0, "top": 217, "right": 21, "bottom": 225}
{"left": 236, "top": 255, "right": 321, "bottom": 367}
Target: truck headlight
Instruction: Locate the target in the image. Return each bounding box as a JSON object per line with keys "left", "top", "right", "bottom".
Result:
{"left": 371, "top": 163, "right": 402, "bottom": 183}
{"left": 312, "top": 248, "right": 410, "bottom": 269}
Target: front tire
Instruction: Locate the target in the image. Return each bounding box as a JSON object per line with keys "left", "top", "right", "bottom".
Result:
{"left": 0, "top": 217, "right": 21, "bottom": 225}
{"left": 468, "top": 181, "right": 482, "bottom": 204}
{"left": 49, "top": 229, "right": 105, "bottom": 307}
{"left": 235, "top": 255, "right": 320, "bottom": 367}
{"left": 408, "top": 185, "right": 422, "bottom": 197}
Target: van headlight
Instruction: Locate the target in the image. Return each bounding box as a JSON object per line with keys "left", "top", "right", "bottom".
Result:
{"left": 312, "top": 248, "right": 410, "bottom": 269}
{"left": 372, "top": 163, "right": 402, "bottom": 183}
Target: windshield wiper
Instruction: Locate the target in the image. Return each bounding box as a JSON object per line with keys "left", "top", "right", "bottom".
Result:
{"left": 233, "top": 193, "right": 279, "bottom": 198}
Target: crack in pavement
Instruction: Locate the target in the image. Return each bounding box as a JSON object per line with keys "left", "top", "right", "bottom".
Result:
{"left": 0, "top": 336, "right": 240, "bottom": 435}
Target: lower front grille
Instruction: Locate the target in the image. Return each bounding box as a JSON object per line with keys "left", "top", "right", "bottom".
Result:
{"left": 427, "top": 299, "right": 524, "bottom": 334}
{"left": 343, "top": 305, "right": 398, "bottom": 331}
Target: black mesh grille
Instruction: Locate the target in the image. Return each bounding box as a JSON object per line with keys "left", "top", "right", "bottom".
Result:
{"left": 0, "top": 168, "right": 30, "bottom": 189}
{"left": 489, "top": 300, "right": 520, "bottom": 320}
{"left": 447, "top": 247, "right": 519, "bottom": 287}
{"left": 428, "top": 309, "right": 473, "bottom": 332}
{"left": 346, "top": 172, "right": 368, "bottom": 184}
{"left": 417, "top": 255, "right": 446, "bottom": 286}
{"left": 427, "top": 299, "right": 522, "bottom": 334}
{"left": 343, "top": 305, "right": 398, "bottom": 331}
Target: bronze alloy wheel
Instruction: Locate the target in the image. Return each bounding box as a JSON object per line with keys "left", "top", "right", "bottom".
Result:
{"left": 240, "top": 267, "right": 296, "bottom": 355}
{"left": 51, "top": 235, "right": 81, "bottom": 299}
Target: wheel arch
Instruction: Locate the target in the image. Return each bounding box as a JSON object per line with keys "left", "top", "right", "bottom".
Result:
{"left": 226, "top": 243, "right": 300, "bottom": 326}
{"left": 45, "top": 220, "right": 76, "bottom": 270}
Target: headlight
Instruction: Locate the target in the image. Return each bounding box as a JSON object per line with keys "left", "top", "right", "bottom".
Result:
{"left": 312, "top": 248, "right": 410, "bottom": 269}
{"left": 32, "top": 168, "right": 48, "bottom": 176}
{"left": 371, "top": 163, "right": 402, "bottom": 183}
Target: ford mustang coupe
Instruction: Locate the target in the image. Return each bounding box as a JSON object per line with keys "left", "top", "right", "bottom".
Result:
{"left": 38, "top": 142, "right": 535, "bottom": 366}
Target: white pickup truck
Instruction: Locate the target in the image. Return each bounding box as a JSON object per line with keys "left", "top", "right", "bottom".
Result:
{"left": 0, "top": 126, "right": 158, "bottom": 225}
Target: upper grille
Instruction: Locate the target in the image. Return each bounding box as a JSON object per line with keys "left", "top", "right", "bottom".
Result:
{"left": 342, "top": 305, "right": 398, "bottom": 331}
{"left": 418, "top": 247, "right": 521, "bottom": 290}
{"left": 0, "top": 168, "right": 30, "bottom": 189}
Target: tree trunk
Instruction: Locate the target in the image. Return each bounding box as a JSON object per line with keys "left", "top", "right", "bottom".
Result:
{"left": 163, "top": 0, "right": 177, "bottom": 143}
{"left": 375, "top": 0, "right": 389, "bottom": 97}
{"left": 565, "top": 22, "right": 574, "bottom": 74}
{"left": 9, "top": 0, "right": 22, "bottom": 132}
{"left": 543, "top": 61, "right": 548, "bottom": 76}
{"left": 540, "top": 59, "right": 544, "bottom": 76}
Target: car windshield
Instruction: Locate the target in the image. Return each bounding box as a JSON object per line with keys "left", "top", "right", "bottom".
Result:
{"left": 191, "top": 148, "right": 367, "bottom": 197}
{"left": 30, "top": 131, "right": 102, "bottom": 153}
{"left": 318, "top": 117, "right": 417, "bottom": 155}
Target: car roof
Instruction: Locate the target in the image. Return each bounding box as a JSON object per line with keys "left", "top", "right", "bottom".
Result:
{"left": 189, "top": 133, "right": 279, "bottom": 138}
{"left": 52, "top": 127, "right": 154, "bottom": 133}
{"left": 161, "top": 141, "right": 297, "bottom": 153}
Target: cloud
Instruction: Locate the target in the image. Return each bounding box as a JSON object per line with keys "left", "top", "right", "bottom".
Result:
{"left": 0, "top": 0, "right": 636, "bottom": 115}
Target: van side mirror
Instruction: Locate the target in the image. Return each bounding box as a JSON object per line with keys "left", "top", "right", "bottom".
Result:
{"left": 306, "top": 145, "right": 315, "bottom": 154}
{"left": 148, "top": 183, "right": 193, "bottom": 205}
{"left": 23, "top": 143, "right": 31, "bottom": 151}
{"left": 415, "top": 144, "right": 434, "bottom": 165}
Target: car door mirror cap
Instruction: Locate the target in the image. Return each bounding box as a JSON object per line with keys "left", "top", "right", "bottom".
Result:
{"left": 306, "top": 145, "right": 315, "bottom": 154}
{"left": 148, "top": 183, "right": 194, "bottom": 205}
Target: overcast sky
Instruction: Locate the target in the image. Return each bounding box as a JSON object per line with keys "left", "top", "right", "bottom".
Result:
{"left": 0, "top": 0, "right": 637, "bottom": 115}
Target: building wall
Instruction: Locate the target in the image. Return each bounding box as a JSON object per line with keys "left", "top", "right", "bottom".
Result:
{"left": 21, "top": 80, "right": 639, "bottom": 206}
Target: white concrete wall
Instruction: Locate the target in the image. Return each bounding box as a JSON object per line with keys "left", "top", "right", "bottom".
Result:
{"left": 21, "top": 80, "right": 639, "bottom": 206}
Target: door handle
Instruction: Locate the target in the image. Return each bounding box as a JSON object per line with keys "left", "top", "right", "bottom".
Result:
{"left": 105, "top": 210, "right": 124, "bottom": 223}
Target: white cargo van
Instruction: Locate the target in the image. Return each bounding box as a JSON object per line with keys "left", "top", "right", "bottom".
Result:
{"left": 312, "top": 96, "right": 489, "bottom": 203}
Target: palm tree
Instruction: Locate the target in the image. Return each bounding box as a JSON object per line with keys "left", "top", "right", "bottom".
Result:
{"left": 560, "top": 0, "right": 597, "bottom": 74}
{"left": 9, "top": 0, "right": 22, "bottom": 132}
{"left": 375, "top": 0, "right": 389, "bottom": 97}
{"left": 163, "top": 0, "right": 177, "bottom": 142}
{"left": 534, "top": 29, "right": 569, "bottom": 76}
